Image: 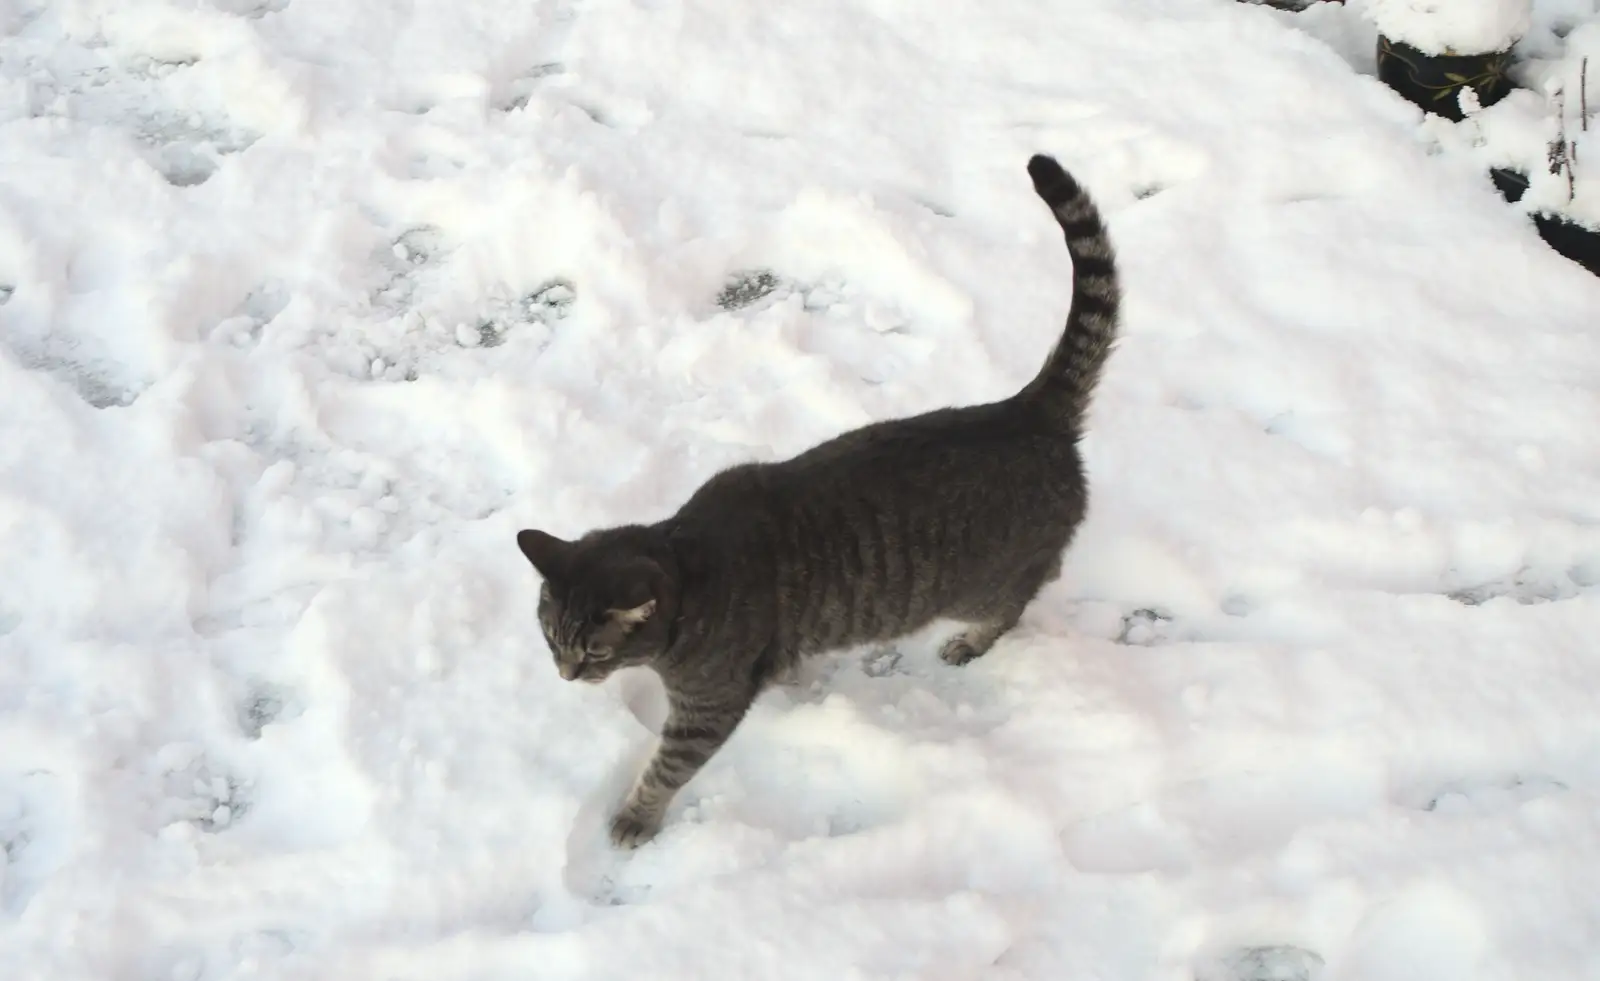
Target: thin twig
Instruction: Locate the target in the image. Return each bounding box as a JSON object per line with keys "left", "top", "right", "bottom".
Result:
{"left": 1549, "top": 81, "right": 1576, "bottom": 204}
{"left": 1582, "top": 57, "right": 1589, "bottom": 132}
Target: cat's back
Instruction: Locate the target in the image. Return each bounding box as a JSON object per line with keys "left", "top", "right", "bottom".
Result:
{"left": 674, "top": 396, "right": 1079, "bottom": 533}
{"left": 782, "top": 396, "right": 1072, "bottom": 485}
{"left": 661, "top": 395, "right": 1086, "bottom": 654}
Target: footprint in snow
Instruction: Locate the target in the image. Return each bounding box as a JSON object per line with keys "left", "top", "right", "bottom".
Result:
{"left": 861, "top": 646, "right": 906, "bottom": 677}
{"left": 715, "top": 269, "right": 786, "bottom": 312}
{"left": 154, "top": 744, "right": 253, "bottom": 833}
{"left": 1403, "top": 773, "right": 1568, "bottom": 815}
{"left": 5, "top": 335, "right": 139, "bottom": 409}
{"left": 236, "top": 681, "right": 305, "bottom": 739}
{"left": 1116, "top": 608, "right": 1176, "bottom": 646}
{"left": 495, "top": 62, "right": 566, "bottom": 112}
{"left": 1444, "top": 566, "right": 1590, "bottom": 607}
{"left": 0, "top": 771, "right": 73, "bottom": 916}
{"left": 355, "top": 222, "right": 574, "bottom": 380}
{"left": 211, "top": 280, "right": 291, "bottom": 350}
{"left": 213, "top": 0, "right": 291, "bottom": 17}
{"left": 1195, "top": 945, "right": 1325, "bottom": 981}
{"left": 127, "top": 70, "right": 260, "bottom": 188}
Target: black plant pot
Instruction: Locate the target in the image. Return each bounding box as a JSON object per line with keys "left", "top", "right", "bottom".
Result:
{"left": 1376, "top": 35, "right": 1513, "bottom": 121}
{"left": 1489, "top": 167, "right": 1600, "bottom": 277}
{"left": 1490, "top": 167, "right": 1529, "bottom": 201}
{"left": 1533, "top": 214, "right": 1600, "bottom": 276}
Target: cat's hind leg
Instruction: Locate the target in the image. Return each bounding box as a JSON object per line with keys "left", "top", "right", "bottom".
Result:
{"left": 939, "top": 556, "right": 1062, "bottom": 666}
{"left": 939, "top": 615, "right": 1022, "bottom": 666}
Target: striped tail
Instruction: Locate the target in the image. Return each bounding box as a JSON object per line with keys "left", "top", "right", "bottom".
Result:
{"left": 1017, "top": 154, "right": 1121, "bottom": 428}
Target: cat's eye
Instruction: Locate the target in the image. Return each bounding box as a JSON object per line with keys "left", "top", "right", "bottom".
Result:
{"left": 589, "top": 611, "right": 609, "bottom": 626}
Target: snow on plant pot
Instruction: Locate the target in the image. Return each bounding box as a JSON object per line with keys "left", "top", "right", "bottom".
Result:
{"left": 1363, "top": 0, "right": 1530, "bottom": 120}
{"left": 1524, "top": 54, "right": 1600, "bottom": 277}
{"left": 1491, "top": 162, "right": 1600, "bottom": 276}
{"left": 1444, "top": 22, "right": 1600, "bottom": 278}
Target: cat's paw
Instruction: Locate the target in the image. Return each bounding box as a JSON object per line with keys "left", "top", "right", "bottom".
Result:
{"left": 609, "top": 809, "right": 662, "bottom": 849}
{"left": 939, "top": 638, "right": 980, "bottom": 666}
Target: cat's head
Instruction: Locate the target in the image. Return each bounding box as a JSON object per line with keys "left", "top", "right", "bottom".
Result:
{"left": 515, "top": 526, "right": 676, "bottom": 683}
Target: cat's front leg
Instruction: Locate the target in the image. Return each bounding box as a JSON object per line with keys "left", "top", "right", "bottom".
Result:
{"left": 610, "top": 688, "right": 754, "bottom": 848}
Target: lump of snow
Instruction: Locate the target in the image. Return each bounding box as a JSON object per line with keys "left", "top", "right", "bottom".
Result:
{"left": 1356, "top": 0, "right": 1531, "bottom": 55}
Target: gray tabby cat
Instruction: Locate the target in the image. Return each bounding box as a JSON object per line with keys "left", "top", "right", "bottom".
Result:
{"left": 516, "top": 154, "right": 1120, "bottom": 848}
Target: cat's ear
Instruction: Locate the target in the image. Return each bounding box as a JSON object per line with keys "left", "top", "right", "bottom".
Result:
{"left": 516, "top": 529, "right": 570, "bottom": 579}
{"left": 605, "top": 561, "right": 672, "bottom": 629}
{"left": 606, "top": 599, "right": 656, "bottom": 627}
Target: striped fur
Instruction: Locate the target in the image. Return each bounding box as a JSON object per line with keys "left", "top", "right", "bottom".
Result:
{"left": 1018, "top": 154, "right": 1121, "bottom": 428}
{"left": 518, "top": 154, "right": 1122, "bottom": 848}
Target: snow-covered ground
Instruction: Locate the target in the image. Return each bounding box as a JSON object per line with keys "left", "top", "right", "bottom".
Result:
{"left": 2, "top": 0, "right": 1600, "bottom": 978}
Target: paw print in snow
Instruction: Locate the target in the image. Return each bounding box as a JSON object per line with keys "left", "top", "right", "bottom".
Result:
{"left": 1195, "top": 945, "right": 1324, "bottom": 981}
{"left": 716, "top": 269, "right": 785, "bottom": 311}
{"left": 467, "top": 279, "right": 576, "bottom": 349}
{"left": 1117, "top": 608, "right": 1175, "bottom": 646}
{"left": 155, "top": 744, "right": 252, "bottom": 832}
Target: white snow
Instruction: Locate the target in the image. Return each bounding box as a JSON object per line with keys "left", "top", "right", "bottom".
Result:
{"left": 1356, "top": 0, "right": 1532, "bottom": 54}
{"left": 2, "top": 1, "right": 1600, "bottom": 980}
{"left": 1419, "top": 6, "right": 1600, "bottom": 229}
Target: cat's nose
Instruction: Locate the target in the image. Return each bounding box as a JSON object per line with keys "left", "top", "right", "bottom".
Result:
{"left": 558, "top": 661, "right": 581, "bottom": 680}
